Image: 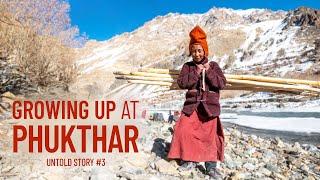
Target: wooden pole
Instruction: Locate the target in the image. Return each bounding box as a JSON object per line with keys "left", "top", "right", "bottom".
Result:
{"left": 226, "top": 74, "right": 320, "bottom": 88}
{"left": 115, "top": 71, "right": 178, "bottom": 78}
{"left": 115, "top": 75, "right": 174, "bottom": 82}
{"left": 114, "top": 69, "right": 320, "bottom": 96}
{"left": 137, "top": 68, "right": 320, "bottom": 87}
{"left": 127, "top": 80, "right": 173, "bottom": 86}
{"left": 121, "top": 78, "right": 320, "bottom": 95}
{"left": 139, "top": 68, "right": 179, "bottom": 75}
{"left": 227, "top": 79, "right": 320, "bottom": 93}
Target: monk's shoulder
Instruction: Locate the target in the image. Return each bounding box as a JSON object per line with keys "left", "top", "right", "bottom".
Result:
{"left": 209, "top": 61, "right": 219, "bottom": 67}
{"left": 185, "top": 61, "right": 195, "bottom": 66}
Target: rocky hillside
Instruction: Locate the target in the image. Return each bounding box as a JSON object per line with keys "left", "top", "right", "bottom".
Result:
{"left": 73, "top": 7, "right": 319, "bottom": 98}
{"left": 0, "top": 118, "right": 319, "bottom": 179}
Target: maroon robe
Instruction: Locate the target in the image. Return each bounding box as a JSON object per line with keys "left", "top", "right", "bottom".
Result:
{"left": 168, "top": 57, "right": 226, "bottom": 162}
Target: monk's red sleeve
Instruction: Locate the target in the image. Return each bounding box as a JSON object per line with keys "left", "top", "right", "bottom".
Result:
{"left": 177, "top": 64, "right": 199, "bottom": 89}
{"left": 205, "top": 62, "right": 227, "bottom": 90}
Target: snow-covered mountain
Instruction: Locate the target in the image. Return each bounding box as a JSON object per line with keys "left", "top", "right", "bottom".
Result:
{"left": 73, "top": 7, "right": 320, "bottom": 98}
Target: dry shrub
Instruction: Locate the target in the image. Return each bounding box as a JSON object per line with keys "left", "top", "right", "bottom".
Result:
{"left": 0, "top": 0, "right": 86, "bottom": 88}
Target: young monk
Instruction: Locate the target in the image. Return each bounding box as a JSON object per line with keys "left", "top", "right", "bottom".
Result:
{"left": 168, "top": 25, "right": 227, "bottom": 179}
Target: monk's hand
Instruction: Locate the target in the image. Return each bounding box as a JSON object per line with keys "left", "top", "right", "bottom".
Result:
{"left": 196, "top": 64, "right": 204, "bottom": 74}
{"left": 204, "top": 62, "right": 210, "bottom": 71}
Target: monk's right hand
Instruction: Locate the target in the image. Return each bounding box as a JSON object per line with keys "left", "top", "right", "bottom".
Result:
{"left": 196, "top": 64, "right": 204, "bottom": 74}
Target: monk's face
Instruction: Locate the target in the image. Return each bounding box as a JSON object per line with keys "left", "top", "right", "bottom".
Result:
{"left": 191, "top": 44, "right": 205, "bottom": 63}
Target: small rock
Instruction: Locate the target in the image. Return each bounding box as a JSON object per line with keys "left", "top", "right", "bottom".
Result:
{"left": 257, "top": 137, "right": 265, "bottom": 143}
{"left": 225, "top": 161, "right": 236, "bottom": 169}
{"left": 252, "top": 151, "right": 262, "bottom": 158}
{"left": 273, "top": 137, "right": 285, "bottom": 148}
{"left": 250, "top": 135, "right": 258, "bottom": 141}
{"left": 169, "top": 159, "right": 179, "bottom": 168}
{"left": 265, "top": 163, "right": 279, "bottom": 173}
{"left": 302, "top": 144, "right": 318, "bottom": 152}
{"left": 263, "top": 150, "right": 277, "bottom": 161}
{"left": 154, "top": 159, "right": 178, "bottom": 175}
{"left": 1, "top": 97, "right": 14, "bottom": 106}
{"left": 243, "top": 162, "right": 256, "bottom": 171}
{"left": 116, "top": 171, "right": 135, "bottom": 180}
{"left": 2, "top": 166, "right": 14, "bottom": 173}
{"left": 293, "top": 142, "right": 302, "bottom": 150}
{"left": 224, "top": 130, "right": 231, "bottom": 136}
{"left": 178, "top": 170, "right": 193, "bottom": 177}
{"left": 232, "top": 129, "right": 241, "bottom": 137}
{"left": 151, "top": 138, "right": 167, "bottom": 158}
{"left": 242, "top": 134, "right": 249, "bottom": 142}
{"left": 224, "top": 154, "right": 237, "bottom": 169}
{"left": 245, "top": 147, "right": 256, "bottom": 156}
{"left": 300, "top": 164, "right": 310, "bottom": 175}
{"left": 165, "top": 136, "right": 172, "bottom": 143}
{"left": 27, "top": 172, "right": 39, "bottom": 179}
{"left": 284, "top": 149, "right": 301, "bottom": 157}
{"left": 291, "top": 172, "right": 304, "bottom": 179}
{"left": 1, "top": 91, "right": 16, "bottom": 100}
{"left": 272, "top": 172, "right": 286, "bottom": 180}
{"left": 149, "top": 162, "right": 155, "bottom": 169}
{"left": 126, "top": 153, "right": 149, "bottom": 168}
{"left": 160, "top": 124, "right": 170, "bottom": 133}
{"left": 229, "top": 172, "right": 246, "bottom": 179}
{"left": 258, "top": 167, "right": 272, "bottom": 176}
{"left": 0, "top": 106, "right": 5, "bottom": 114}
{"left": 70, "top": 176, "right": 85, "bottom": 180}
{"left": 253, "top": 172, "right": 264, "bottom": 178}
{"left": 0, "top": 102, "right": 10, "bottom": 110}
{"left": 90, "top": 168, "right": 117, "bottom": 180}
{"left": 234, "top": 161, "right": 243, "bottom": 170}
{"left": 300, "top": 164, "right": 309, "bottom": 171}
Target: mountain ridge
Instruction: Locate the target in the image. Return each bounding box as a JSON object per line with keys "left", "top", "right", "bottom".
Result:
{"left": 73, "top": 7, "right": 319, "bottom": 98}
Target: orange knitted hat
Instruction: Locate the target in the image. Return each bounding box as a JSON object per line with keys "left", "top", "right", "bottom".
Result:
{"left": 189, "top": 25, "right": 208, "bottom": 57}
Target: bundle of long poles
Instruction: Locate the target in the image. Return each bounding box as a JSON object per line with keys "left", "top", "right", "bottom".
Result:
{"left": 113, "top": 68, "right": 320, "bottom": 96}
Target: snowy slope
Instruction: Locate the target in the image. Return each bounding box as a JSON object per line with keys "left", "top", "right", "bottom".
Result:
{"left": 73, "top": 6, "right": 319, "bottom": 101}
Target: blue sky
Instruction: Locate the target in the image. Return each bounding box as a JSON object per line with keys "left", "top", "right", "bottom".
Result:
{"left": 69, "top": 0, "right": 320, "bottom": 41}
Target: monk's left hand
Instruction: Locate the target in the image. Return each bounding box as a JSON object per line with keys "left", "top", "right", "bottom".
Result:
{"left": 204, "top": 63, "right": 210, "bottom": 71}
